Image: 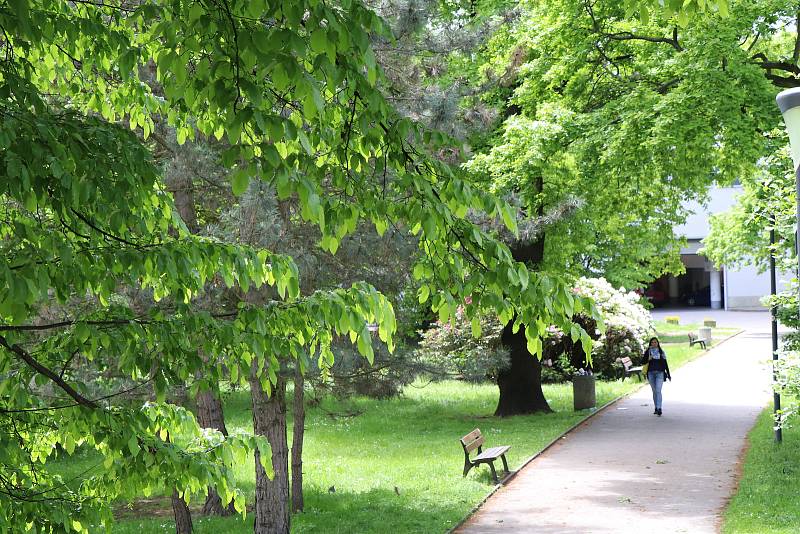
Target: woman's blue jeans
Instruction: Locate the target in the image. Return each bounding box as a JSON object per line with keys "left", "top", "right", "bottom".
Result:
{"left": 648, "top": 370, "right": 665, "bottom": 410}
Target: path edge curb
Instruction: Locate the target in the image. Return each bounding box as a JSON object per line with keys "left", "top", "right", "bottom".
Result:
{"left": 447, "top": 328, "right": 744, "bottom": 534}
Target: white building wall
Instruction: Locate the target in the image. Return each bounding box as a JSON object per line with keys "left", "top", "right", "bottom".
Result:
{"left": 725, "top": 265, "right": 776, "bottom": 310}
{"left": 675, "top": 186, "right": 790, "bottom": 311}
{"left": 676, "top": 187, "right": 740, "bottom": 240}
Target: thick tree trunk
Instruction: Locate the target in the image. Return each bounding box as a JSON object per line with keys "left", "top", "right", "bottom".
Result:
{"left": 251, "top": 374, "right": 290, "bottom": 534}
{"left": 495, "top": 324, "right": 552, "bottom": 417}
{"left": 196, "top": 388, "right": 236, "bottom": 516}
{"left": 291, "top": 365, "right": 305, "bottom": 513}
{"left": 171, "top": 488, "right": 193, "bottom": 533}
{"left": 495, "top": 216, "right": 550, "bottom": 417}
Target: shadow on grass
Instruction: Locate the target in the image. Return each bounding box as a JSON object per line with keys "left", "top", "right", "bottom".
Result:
{"left": 108, "top": 486, "right": 470, "bottom": 534}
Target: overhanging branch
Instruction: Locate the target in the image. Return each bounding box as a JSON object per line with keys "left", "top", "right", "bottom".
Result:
{"left": 0, "top": 334, "right": 99, "bottom": 409}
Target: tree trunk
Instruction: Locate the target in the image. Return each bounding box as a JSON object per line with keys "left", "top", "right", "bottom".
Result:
{"left": 196, "top": 388, "right": 236, "bottom": 516}
{"left": 291, "top": 365, "right": 305, "bottom": 513}
{"left": 172, "top": 489, "right": 192, "bottom": 534}
{"left": 494, "top": 199, "right": 551, "bottom": 417}
{"left": 171, "top": 488, "right": 193, "bottom": 533}
{"left": 251, "top": 374, "right": 290, "bottom": 534}
{"left": 495, "top": 323, "right": 552, "bottom": 417}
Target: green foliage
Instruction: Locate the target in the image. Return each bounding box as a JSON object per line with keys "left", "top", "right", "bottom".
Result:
{"left": 541, "top": 352, "right": 577, "bottom": 383}
{"left": 627, "top": 0, "right": 731, "bottom": 26}
{"left": 463, "top": 0, "right": 783, "bottom": 288}
{"left": 764, "top": 287, "right": 800, "bottom": 426}
{"left": 704, "top": 146, "right": 797, "bottom": 274}
{"left": 0, "top": 0, "right": 605, "bottom": 530}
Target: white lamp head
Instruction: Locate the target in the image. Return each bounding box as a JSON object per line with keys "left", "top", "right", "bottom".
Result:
{"left": 776, "top": 87, "right": 800, "bottom": 171}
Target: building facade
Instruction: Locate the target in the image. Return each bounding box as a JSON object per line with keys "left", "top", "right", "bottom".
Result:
{"left": 648, "top": 186, "right": 790, "bottom": 311}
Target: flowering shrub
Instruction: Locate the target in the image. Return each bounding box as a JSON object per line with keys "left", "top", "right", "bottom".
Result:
{"left": 416, "top": 310, "right": 510, "bottom": 382}
{"left": 573, "top": 277, "right": 653, "bottom": 377}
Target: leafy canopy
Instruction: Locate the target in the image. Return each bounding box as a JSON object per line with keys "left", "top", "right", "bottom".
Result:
{"left": 0, "top": 0, "right": 599, "bottom": 531}
{"left": 461, "top": 0, "right": 779, "bottom": 287}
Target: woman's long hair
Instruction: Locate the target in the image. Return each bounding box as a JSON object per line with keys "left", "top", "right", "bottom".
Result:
{"left": 645, "top": 337, "right": 665, "bottom": 358}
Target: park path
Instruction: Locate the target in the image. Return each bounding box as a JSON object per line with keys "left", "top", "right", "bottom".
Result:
{"left": 457, "top": 314, "right": 773, "bottom": 534}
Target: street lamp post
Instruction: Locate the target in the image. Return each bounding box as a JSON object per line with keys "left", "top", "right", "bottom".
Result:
{"left": 776, "top": 88, "right": 800, "bottom": 302}
{"left": 775, "top": 87, "right": 800, "bottom": 443}
{"left": 769, "top": 218, "right": 782, "bottom": 443}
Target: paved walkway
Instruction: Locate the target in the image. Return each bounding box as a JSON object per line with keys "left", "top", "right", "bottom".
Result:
{"left": 457, "top": 314, "right": 773, "bottom": 534}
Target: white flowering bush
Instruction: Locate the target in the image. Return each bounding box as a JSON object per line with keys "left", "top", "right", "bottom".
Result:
{"left": 573, "top": 277, "right": 653, "bottom": 376}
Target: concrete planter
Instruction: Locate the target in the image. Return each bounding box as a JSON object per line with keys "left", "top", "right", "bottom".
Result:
{"left": 573, "top": 375, "right": 596, "bottom": 411}
{"left": 699, "top": 326, "right": 712, "bottom": 343}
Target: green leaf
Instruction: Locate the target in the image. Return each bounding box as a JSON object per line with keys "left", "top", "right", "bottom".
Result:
{"left": 471, "top": 316, "right": 481, "bottom": 338}
{"left": 128, "top": 436, "right": 140, "bottom": 457}
{"left": 256, "top": 439, "right": 273, "bottom": 478}
{"left": 231, "top": 169, "right": 250, "bottom": 196}
{"left": 310, "top": 29, "right": 328, "bottom": 54}
{"left": 63, "top": 434, "right": 76, "bottom": 455}
{"left": 499, "top": 204, "right": 517, "bottom": 235}
{"left": 418, "top": 284, "right": 430, "bottom": 304}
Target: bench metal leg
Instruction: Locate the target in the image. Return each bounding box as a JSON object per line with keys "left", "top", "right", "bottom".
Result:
{"left": 501, "top": 454, "right": 509, "bottom": 474}
{"left": 463, "top": 461, "right": 473, "bottom": 478}
{"left": 488, "top": 462, "right": 498, "bottom": 484}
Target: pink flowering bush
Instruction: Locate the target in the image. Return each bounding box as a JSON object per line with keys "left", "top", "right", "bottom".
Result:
{"left": 416, "top": 309, "right": 510, "bottom": 382}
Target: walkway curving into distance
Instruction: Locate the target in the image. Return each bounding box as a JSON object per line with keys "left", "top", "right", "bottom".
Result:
{"left": 456, "top": 312, "right": 774, "bottom": 534}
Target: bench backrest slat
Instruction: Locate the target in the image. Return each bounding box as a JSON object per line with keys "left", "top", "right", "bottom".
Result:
{"left": 460, "top": 429, "right": 484, "bottom": 453}
{"left": 620, "top": 356, "right": 633, "bottom": 369}
{"left": 688, "top": 332, "right": 696, "bottom": 341}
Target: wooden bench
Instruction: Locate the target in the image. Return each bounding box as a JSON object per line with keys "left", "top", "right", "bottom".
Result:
{"left": 460, "top": 428, "right": 510, "bottom": 484}
{"left": 617, "top": 356, "right": 643, "bottom": 381}
{"left": 688, "top": 332, "right": 707, "bottom": 350}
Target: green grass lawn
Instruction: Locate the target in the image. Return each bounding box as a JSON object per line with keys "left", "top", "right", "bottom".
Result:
{"left": 102, "top": 379, "right": 644, "bottom": 534}
{"left": 723, "top": 408, "right": 800, "bottom": 534}
{"left": 78, "top": 326, "right": 732, "bottom": 533}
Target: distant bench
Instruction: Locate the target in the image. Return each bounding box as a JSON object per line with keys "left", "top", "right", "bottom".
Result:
{"left": 688, "top": 332, "right": 707, "bottom": 350}
{"left": 616, "top": 356, "right": 643, "bottom": 381}
{"left": 460, "top": 428, "right": 510, "bottom": 484}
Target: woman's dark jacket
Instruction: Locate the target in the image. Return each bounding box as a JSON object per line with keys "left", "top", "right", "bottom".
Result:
{"left": 642, "top": 348, "right": 671, "bottom": 381}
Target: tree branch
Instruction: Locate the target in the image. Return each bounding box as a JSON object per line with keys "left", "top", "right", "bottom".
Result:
{"left": 0, "top": 334, "right": 99, "bottom": 409}
{"left": 70, "top": 209, "right": 146, "bottom": 248}
{"left": 794, "top": 11, "right": 800, "bottom": 65}
{"left": 751, "top": 52, "right": 800, "bottom": 87}
{"left": 603, "top": 29, "right": 683, "bottom": 52}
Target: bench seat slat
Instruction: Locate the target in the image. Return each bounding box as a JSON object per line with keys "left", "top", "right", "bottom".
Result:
{"left": 473, "top": 446, "right": 510, "bottom": 462}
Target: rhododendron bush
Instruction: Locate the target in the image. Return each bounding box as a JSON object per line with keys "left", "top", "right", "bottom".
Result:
{"left": 573, "top": 277, "right": 653, "bottom": 375}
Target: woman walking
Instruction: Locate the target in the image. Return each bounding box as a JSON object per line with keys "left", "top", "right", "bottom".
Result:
{"left": 643, "top": 337, "right": 671, "bottom": 416}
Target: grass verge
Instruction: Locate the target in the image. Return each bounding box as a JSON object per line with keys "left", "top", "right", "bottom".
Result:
{"left": 722, "top": 408, "right": 800, "bottom": 534}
